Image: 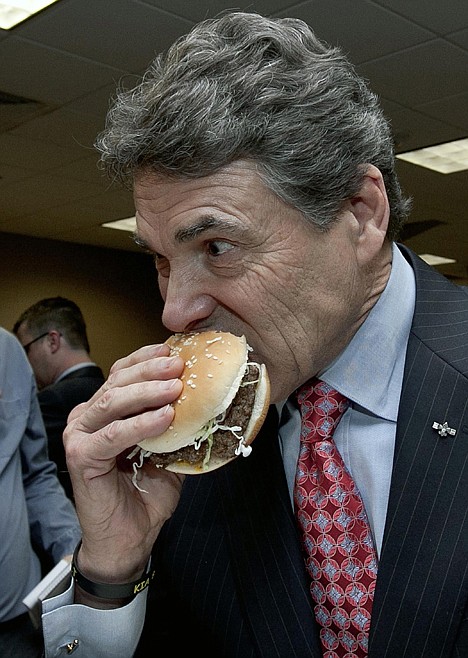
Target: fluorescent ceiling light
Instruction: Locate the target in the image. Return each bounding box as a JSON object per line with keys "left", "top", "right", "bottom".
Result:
{"left": 0, "top": 1, "right": 61, "bottom": 30}
{"left": 419, "top": 254, "right": 456, "bottom": 266}
{"left": 102, "top": 217, "right": 136, "bottom": 232}
{"left": 396, "top": 138, "right": 468, "bottom": 174}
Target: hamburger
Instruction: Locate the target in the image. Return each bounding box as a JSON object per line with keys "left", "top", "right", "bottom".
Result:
{"left": 128, "top": 330, "right": 270, "bottom": 478}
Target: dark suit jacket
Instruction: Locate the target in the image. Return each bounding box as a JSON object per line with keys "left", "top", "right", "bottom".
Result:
{"left": 137, "top": 246, "right": 468, "bottom": 658}
{"left": 38, "top": 365, "right": 105, "bottom": 500}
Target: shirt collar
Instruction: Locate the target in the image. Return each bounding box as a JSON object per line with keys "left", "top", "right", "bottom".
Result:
{"left": 55, "top": 362, "right": 97, "bottom": 384}
{"left": 319, "top": 244, "right": 415, "bottom": 421}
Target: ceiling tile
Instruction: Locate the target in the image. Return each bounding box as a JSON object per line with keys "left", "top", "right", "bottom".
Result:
{"left": 8, "top": 107, "right": 104, "bottom": 150}
{"left": 374, "top": 0, "right": 468, "bottom": 34}
{"left": 3, "top": 190, "right": 134, "bottom": 229}
{"left": 0, "top": 173, "right": 107, "bottom": 218}
{"left": 16, "top": 0, "right": 192, "bottom": 72}
{"left": 140, "top": 0, "right": 293, "bottom": 23}
{"left": 447, "top": 27, "right": 468, "bottom": 48}
{"left": 357, "top": 40, "right": 468, "bottom": 105}
{"left": 386, "top": 107, "right": 465, "bottom": 152}
{"left": 66, "top": 82, "right": 128, "bottom": 119}
{"left": 415, "top": 92, "right": 468, "bottom": 132}
{"left": 0, "top": 132, "right": 81, "bottom": 169}
{"left": 49, "top": 155, "right": 108, "bottom": 186}
{"left": 276, "top": 0, "right": 433, "bottom": 63}
{"left": 0, "top": 37, "right": 126, "bottom": 104}
{"left": 0, "top": 162, "right": 36, "bottom": 184}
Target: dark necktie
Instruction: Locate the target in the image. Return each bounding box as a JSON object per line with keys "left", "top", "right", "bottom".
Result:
{"left": 294, "top": 379, "right": 378, "bottom": 658}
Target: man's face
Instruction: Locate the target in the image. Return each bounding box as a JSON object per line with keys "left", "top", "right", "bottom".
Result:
{"left": 16, "top": 323, "right": 51, "bottom": 389}
{"left": 134, "top": 160, "right": 376, "bottom": 403}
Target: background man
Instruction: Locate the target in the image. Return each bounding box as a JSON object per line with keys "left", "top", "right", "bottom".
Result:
{"left": 0, "top": 327, "right": 81, "bottom": 658}
{"left": 14, "top": 297, "right": 105, "bottom": 501}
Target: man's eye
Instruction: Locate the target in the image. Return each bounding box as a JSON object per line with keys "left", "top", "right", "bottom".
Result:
{"left": 206, "top": 240, "right": 233, "bottom": 257}
{"left": 154, "top": 254, "right": 170, "bottom": 277}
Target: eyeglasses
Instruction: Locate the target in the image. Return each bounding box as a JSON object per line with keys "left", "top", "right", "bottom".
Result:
{"left": 22, "top": 332, "right": 49, "bottom": 354}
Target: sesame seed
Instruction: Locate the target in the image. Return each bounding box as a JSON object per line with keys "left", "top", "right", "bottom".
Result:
{"left": 206, "top": 336, "right": 222, "bottom": 344}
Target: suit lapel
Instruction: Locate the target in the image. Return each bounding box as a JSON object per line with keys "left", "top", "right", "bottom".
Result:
{"left": 369, "top": 248, "right": 468, "bottom": 657}
{"left": 217, "top": 409, "right": 323, "bottom": 658}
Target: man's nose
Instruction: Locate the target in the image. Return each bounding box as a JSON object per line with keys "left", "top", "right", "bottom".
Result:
{"left": 161, "top": 276, "right": 217, "bottom": 333}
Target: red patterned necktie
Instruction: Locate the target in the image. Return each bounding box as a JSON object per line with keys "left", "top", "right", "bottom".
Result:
{"left": 294, "top": 379, "right": 378, "bottom": 658}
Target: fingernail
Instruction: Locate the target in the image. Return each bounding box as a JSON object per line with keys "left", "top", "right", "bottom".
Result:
{"left": 160, "top": 378, "right": 179, "bottom": 389}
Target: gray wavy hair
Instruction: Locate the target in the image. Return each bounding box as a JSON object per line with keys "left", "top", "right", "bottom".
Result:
{"left": 96, "top": 11, "right": 410, "bottom": 240}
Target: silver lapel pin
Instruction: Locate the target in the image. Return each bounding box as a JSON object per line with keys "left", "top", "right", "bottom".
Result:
{"left": 432, "top": 421, "right": 457, "bottom": 437}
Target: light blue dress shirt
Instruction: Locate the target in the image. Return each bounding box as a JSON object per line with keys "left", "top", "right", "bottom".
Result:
{"left": 278, "top": 244, "right": 416, "bottom": 556}
{"left": 0, "top": 328, "right": 81, "bottom": 622}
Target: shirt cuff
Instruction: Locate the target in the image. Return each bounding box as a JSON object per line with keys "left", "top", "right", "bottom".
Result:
{"left": 42, "top": 580, "right": 147, "bottom": 657}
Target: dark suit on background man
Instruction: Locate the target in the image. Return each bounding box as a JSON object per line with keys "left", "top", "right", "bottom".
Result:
{"left": 137, "top": 248, "right": 468, "bottom": 658}
{"left": 13, "top": 296, "right": 106, "bottom": 504}
{"left": 38, "top": 365, "right": 105, "bottom": 499}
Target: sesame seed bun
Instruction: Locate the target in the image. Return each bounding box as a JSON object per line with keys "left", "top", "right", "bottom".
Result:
{"left": 136, "top": 331, "right": 270, "bottom": 474}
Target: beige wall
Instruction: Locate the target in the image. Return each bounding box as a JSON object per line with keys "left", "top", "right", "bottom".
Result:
{"left": 0, "top": 232, "right": 169, "bottom": 376}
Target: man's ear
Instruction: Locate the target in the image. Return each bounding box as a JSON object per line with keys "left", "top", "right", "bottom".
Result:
{"left": 349, "top": 164, "right": 390, "bottom": 239}
{"left": 48, "top": 329, "right": 61, "bottom": 353}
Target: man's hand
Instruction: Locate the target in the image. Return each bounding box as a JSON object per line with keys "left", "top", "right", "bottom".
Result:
{"left": 64, "top": 343, "right": 184, "bottom": 588}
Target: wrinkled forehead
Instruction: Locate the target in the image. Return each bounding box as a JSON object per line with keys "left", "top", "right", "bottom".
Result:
{"left": 132, "top": 161, "right": 281, "bottom": 248}
{"left": 133, "top": 161, "right": 264, "bottom": 211}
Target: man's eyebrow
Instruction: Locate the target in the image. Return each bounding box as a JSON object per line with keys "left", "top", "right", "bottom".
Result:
{"left": 175, "top": 215, "right": 238, "bottom": 243}
{"left": 132, "top": 215, "right": 240, "bottom": 253}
